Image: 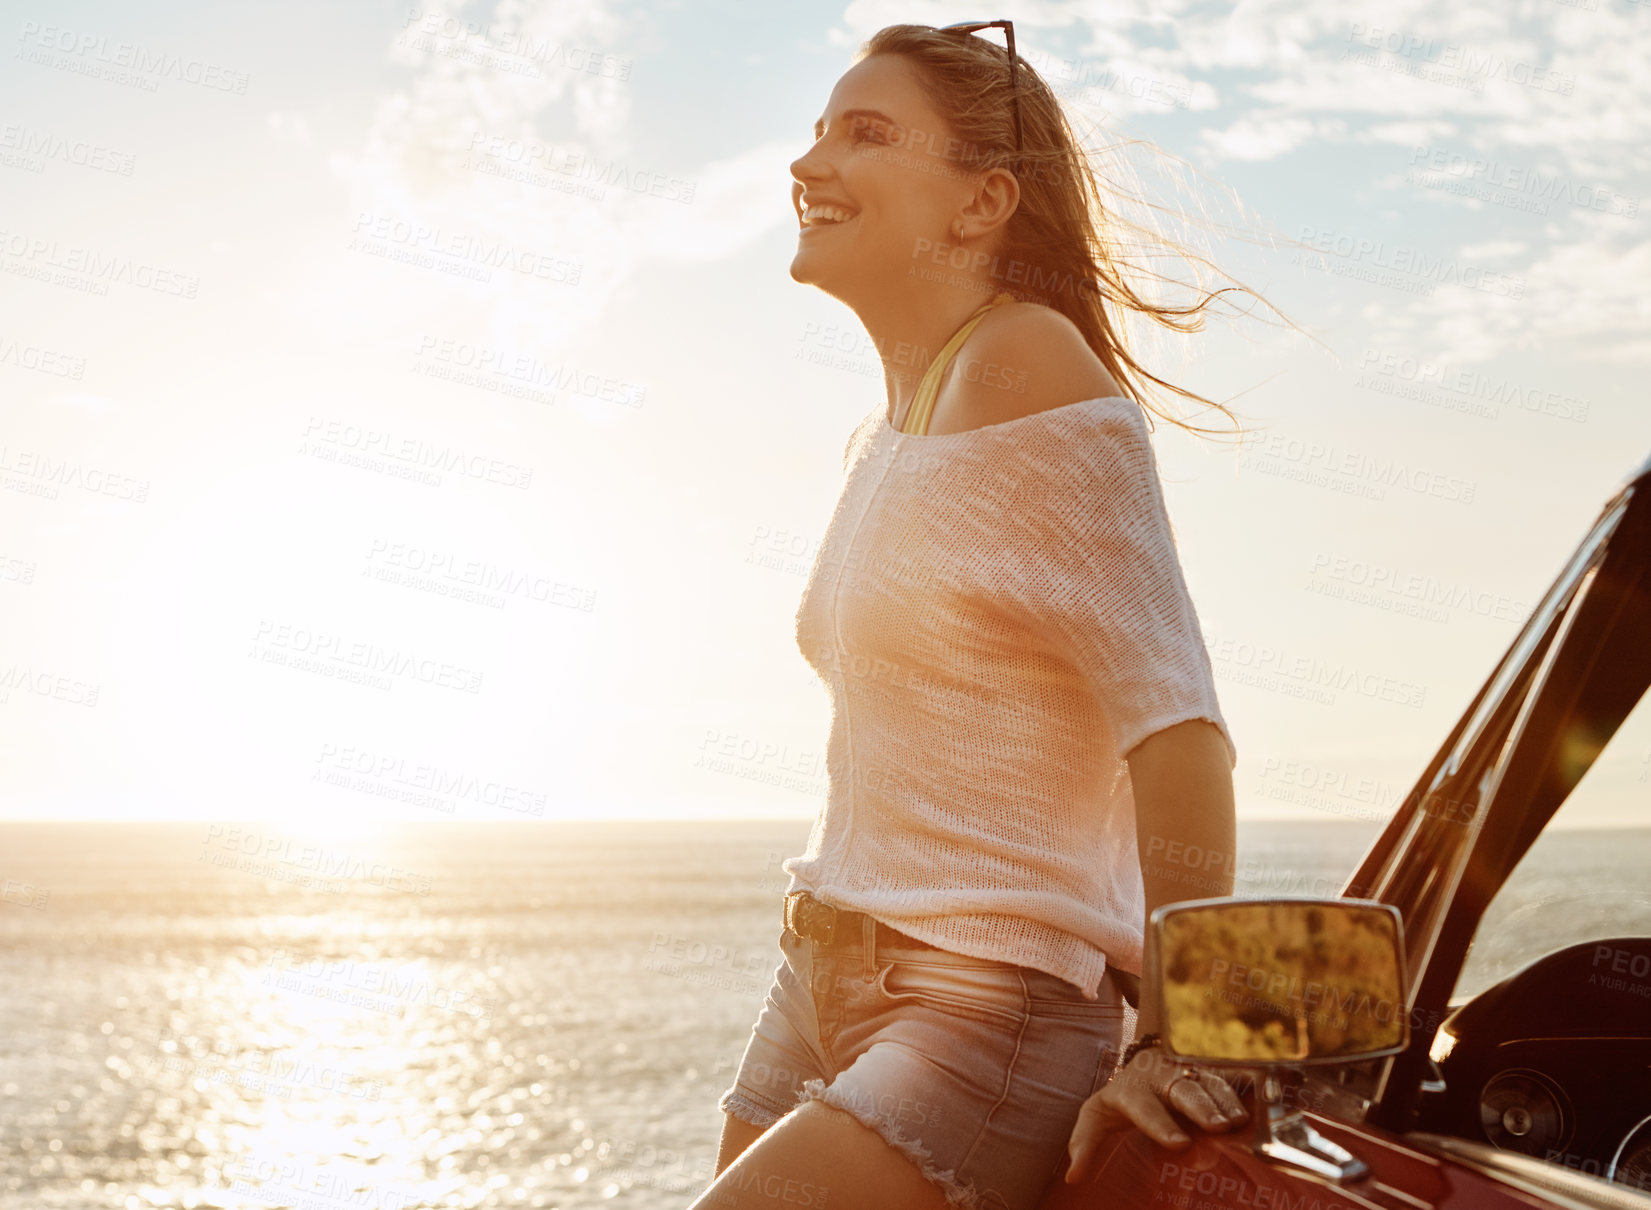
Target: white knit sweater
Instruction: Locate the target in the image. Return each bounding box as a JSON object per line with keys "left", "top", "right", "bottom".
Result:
{"left": 780, "top": 394, "right": 1237, "bottom": 1001}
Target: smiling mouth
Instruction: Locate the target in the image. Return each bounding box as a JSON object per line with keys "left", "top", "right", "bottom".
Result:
{"left": 800, "top": 215, "right": 857, "bottom": 235}
{"left": 799, "top": 202, "right": 859, "bottom": 233}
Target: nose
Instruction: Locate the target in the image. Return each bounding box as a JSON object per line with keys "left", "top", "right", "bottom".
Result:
{"left": 788, "top": 170, "right": 812, "bottom": 222}
{"left": 789, "top": 141, "right": 828, "bottom": 207}
{"left": 788, "top": 142, "right": 814, "bottom": 185}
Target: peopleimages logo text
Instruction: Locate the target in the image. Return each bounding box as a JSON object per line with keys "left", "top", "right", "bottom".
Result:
{"left": 1344, "top": 24, "right": 1575, "bottom": 95}
{"left": 1296, "top": 226, "right": 1524, "bottom": 299}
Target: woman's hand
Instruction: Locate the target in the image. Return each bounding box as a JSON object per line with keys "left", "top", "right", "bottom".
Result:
{"left": 1064, "top": 1044, "right": 1248, "bottom": 1184}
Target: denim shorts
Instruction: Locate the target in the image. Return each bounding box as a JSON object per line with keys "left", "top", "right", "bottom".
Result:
{"left": 717, "top": 920, "right": 1128, "bottom": 1210}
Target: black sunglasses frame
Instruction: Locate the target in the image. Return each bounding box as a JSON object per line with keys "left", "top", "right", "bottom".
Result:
{"left": 937, "top": 19, "right": 1023, "bottom": 177}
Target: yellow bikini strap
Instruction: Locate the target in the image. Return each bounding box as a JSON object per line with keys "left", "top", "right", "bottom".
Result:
{"left": 903, "top": 292, "right": 1017, "bottom": 436}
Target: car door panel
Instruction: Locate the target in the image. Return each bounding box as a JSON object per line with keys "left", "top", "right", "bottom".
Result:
{"left": 1045, "top": 1097, "right": 1580, "bottom": 1210}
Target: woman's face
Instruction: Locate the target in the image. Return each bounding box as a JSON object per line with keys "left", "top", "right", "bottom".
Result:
{"left": 789, "top": 54, "right": 974, "bottom": 299}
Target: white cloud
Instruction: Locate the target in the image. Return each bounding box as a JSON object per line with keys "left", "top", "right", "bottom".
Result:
{"left": 1200, "top": 114, "right": 1345, "bottom": 160}
{"left": 324, "top": 0, "right": 797, "bottom": 349}
{"left": 1359, "top": 120, "right": 1461, "bottom": 147}
{"left": 1459, "top": 239, "right": 1527, "bottom": 259}
{"left": 1363, "top": 230, "right": 1651, "bottom": 364}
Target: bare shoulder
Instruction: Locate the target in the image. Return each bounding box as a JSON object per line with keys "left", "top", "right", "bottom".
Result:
{"left": 932, "top": 299, "right": 1127, "bottom": 434}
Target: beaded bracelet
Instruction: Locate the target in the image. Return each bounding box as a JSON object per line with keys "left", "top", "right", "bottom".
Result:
{"left": 1119, "top": 1032, "right": 1161, "bottom": 1069}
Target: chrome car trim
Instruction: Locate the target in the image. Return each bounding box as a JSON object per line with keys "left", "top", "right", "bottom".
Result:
{"left": 1406, "top": 1132, "right": 1651, "bottom": 1210}
{"left": 1495, "top": 1035, "right": 1651, "bottom": 1047}
{"left": 1368, "top": 1182, "right": 1433, "bottom": 1209}
{"left": 1606, "top": 1113, "right": 1651, "bottom": 1186}
{"left": 1619, "top": 448, "right": 1651, "bottom": 493}
{"left": 1259, "top": 1113, "right": 1368, "bottom": 1182}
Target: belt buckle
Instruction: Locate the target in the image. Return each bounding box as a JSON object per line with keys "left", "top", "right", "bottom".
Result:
{"left": 785, "top": 890, "right": 837, "bottom": 945}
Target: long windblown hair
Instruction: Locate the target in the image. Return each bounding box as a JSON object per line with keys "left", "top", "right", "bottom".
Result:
{"left": 859, "top": 25, "right": 1297, "bottom": 441}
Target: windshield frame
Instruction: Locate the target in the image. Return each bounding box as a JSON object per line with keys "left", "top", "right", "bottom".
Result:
{"left": 1301, "top": 469, "right": 1651, "bottom": 1132}
{"left": 1370, "top": 475, "right": 1651, "bottom": 1131}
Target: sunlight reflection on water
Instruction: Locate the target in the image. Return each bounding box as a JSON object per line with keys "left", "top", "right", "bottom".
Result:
{"left": 3, "top": 817, "right": 1642, "bottom": 1208}
{"left": 1, "top": 821, "right": 808, "bottom": 1210}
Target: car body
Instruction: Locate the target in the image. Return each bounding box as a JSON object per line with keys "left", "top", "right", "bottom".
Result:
{"left": 1042, "top": 449, "right": 1651, "bottom": 1209}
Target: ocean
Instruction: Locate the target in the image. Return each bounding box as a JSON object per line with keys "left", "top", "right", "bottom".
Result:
{"left": 1, "top": 818, "right": 1646, "bottom": 1210}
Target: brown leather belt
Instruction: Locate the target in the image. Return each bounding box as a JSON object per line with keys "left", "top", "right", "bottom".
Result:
{"left": 784, "top": 891, "right": 1142, "bottom": 1007}
{"left": 783, "top": 889, "right": 939, "bottom": 950}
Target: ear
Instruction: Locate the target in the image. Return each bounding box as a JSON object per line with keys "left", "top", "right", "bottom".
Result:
{"left": 957, "top": 167, "right": 1020, "bottom": 241}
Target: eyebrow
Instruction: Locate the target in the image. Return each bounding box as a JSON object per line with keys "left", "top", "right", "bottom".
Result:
{"left": 813, "top": 108, "right": 899, "bottom": 139}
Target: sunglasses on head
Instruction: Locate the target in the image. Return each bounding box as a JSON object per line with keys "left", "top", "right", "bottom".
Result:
{"left": 937, "top": 19, "right": 1023, "bottom": 176}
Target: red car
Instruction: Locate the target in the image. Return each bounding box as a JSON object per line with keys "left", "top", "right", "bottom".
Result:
{"left": 1045, "top": 450, "right": 1651, "bottom": 1210}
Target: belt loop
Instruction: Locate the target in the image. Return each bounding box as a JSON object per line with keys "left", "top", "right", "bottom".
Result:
{"left": 862, "top": 913, "right": 876, "bottom": 980}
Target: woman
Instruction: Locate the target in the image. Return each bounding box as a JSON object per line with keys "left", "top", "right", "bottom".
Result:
{"left": 693, "top": 22, "right": 1282, "bottom": 1210}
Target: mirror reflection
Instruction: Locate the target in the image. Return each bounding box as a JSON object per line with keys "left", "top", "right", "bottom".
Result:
{"left": 1158, "top": 899, "right": 1407, "bottom": 1064}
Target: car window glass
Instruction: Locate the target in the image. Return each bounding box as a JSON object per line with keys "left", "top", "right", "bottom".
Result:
{"left": 1452, "top": 685, "right": 1651, "bottom": 1003}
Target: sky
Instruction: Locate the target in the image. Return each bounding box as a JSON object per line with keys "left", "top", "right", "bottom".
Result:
{"left": 2, "top": 0, "right": 1649, "bottom": 827}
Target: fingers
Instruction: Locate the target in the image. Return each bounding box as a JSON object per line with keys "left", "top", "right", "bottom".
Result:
{"left": 1063, "top": 1061, "right": 1251, "bottom": 1186}
{"left": 1140, "top": 1045, "right": 1246, "bottom": 1134}
{"left": 1164, "top": 1070, "right": 1247, "bottom": 1134}
{"left": 1118, "top": 1081, "right": 1195, "bottom": 1149}
{"left": 1196, "top": 1070, "right": 1249, "bottom": 1124}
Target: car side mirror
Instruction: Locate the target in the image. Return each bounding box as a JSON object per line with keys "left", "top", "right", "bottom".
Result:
{"left": 1148, "top": 896, "right": 1410, "bottom": 1065}
{"left": 1144, "top": 897, "right": 1410, "bottom": 1182}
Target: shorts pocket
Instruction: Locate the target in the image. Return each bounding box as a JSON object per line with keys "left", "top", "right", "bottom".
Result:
{"left": 1020, "top": 966, "right": 1130, "bottom": 1020}
{"left": 875, "top": 957, "right": 1028, "bottom": 1028}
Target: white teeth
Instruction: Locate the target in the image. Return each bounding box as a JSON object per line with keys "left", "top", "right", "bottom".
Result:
{"left": 802, "top": 205, "right": 856, "bottom": 226}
